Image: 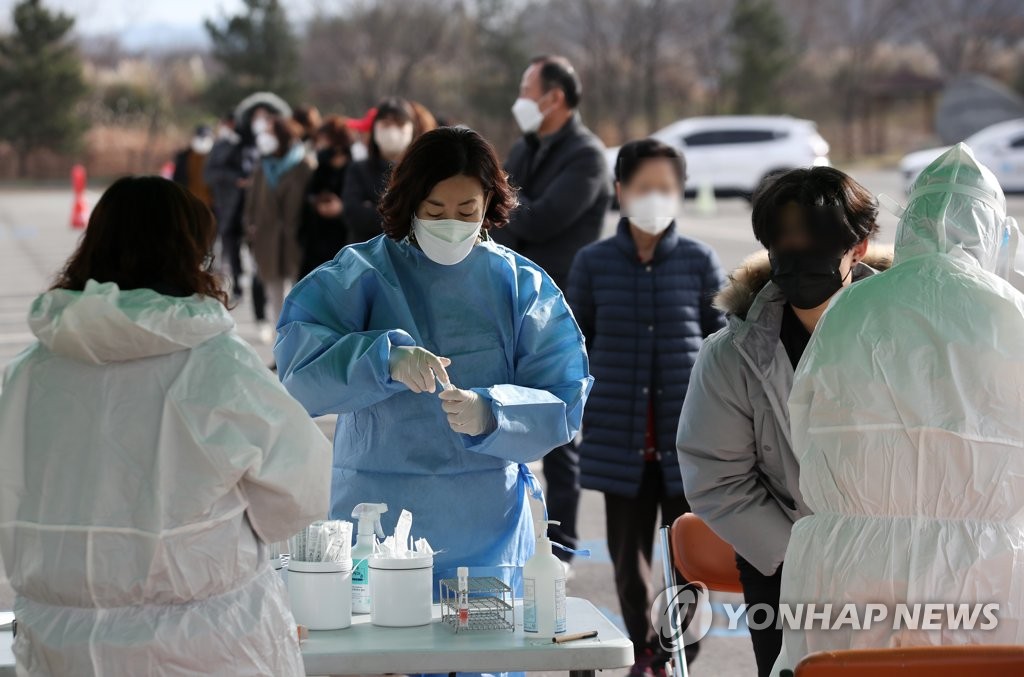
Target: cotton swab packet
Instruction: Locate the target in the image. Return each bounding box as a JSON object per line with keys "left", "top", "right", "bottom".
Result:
{"left": 290, "top": 520, "right": 353, "bottom": 562}
{"left": 372, "top": 509, "right": 435, "bottom": 558}
{"left": 394, "top": 509, "right": 412, "bottom": 556}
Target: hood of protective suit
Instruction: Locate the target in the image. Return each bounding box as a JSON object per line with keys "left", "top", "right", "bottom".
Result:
{"left": 894, "top": 142, "right": 1021, "bottom": 281}
{"left": 28, "top": 279, "right": 234, "bottom": 365}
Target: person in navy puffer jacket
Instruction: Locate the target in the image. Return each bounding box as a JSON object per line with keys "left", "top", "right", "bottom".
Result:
{"left": 567, "top": 138, "right": 725, "bottom": 677}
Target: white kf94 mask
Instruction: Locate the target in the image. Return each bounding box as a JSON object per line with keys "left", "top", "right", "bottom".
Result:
{"left": 412, "top": 216, "right": 483, "bottom": 266}
{"left": 626, "top": 192, "right": 679, "bottom": 235}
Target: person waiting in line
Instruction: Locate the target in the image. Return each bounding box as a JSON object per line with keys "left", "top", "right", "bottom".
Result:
{"left": 0, "top": 176, "right": 331, "bottom": 675}
{"left": 205, "top": 110, "right": 247, "bottom": 299}
{"left": 345, "top": 107, "right": 376, "bottom": 161}
{"left": 172, "top": 124, "right": 214, "bottom": 208}
{"left": 342, "top": 98, "right": 435, "bottom": 244}
{"left": 274, "top": 126, "right": 592, "bottom": 601}
{"left": 773, "top": 144, "right": 1024, "bottom": 674}
{"left": 233, "top": 91, "right": 294, "bottom": 343}
{"left": 567, "top": 139, "right": 725, "bottom": 677}
{"left": 495, "top": 55, "right": 612, "bottom": 572}
{"left": 676, "top": 167, "right": 890, "bottom": 677}
{"left": 245, "top": 117, "right": 315, "bottom": 336}
{"left": 292, "top": 104, "right": 323, "bottom": 151}
{"left": 299, "top": 115, "right": 354, "bottom": 278}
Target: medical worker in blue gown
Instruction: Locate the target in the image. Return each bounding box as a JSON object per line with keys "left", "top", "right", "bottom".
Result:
{"left": 274, "top": 126, "right": 593, "bottom": 592}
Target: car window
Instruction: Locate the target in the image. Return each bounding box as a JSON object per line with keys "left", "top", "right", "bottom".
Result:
{"left": 682, "top": 129, "right": 780, "bottom": 146}
{"left": 1010, "top": 134, "right": 1024, "bottom": 149}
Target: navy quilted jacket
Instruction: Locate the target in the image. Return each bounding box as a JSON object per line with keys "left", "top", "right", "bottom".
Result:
{"left": 567, "top": 218, "right": 726, "bottom": 498}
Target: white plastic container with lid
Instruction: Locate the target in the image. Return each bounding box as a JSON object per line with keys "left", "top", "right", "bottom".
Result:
{"left": 524, "top": 520, "right": 567, "bottom": 635}
{"left": 369, "top": 552, "right": 434, "bottom": 627}
{"left": 288, "top": 559, "right": 353, "bottom": 630}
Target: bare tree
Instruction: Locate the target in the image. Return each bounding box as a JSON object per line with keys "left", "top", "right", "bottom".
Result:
{"left": 912, "top": 0, "right": 1024, "bottom": 76}
{"left": 784, "top": 0, "right": 912, "bottom": 157}
{"left": 302, "top": 0, "right": 469, "bottom": 116}
{"left": 526, "top": 0, "right": 698, "bottom": 141}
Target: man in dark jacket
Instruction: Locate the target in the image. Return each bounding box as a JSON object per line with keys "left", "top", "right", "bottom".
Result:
{"left": 496, "top": 55, "right": 611, "bottom": 289}
{"left": 494, "top": 55, "right": 612, "bottom": 566}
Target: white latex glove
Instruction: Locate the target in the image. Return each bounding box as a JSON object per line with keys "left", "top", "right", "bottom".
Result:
{"left": 388, "top": 346, "right": 451, "bottom": 393}
{"left": 439, "top": 388, "right": 496, "bottom": 436}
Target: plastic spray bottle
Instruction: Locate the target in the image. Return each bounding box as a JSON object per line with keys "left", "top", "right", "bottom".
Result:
{"left": 523, "top": 520, "right": 567, "bottom": 635}
{"left": 351, "top": 503, "right": 388, "bottom": 614}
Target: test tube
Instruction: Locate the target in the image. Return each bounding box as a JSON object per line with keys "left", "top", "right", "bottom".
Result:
{"left": 457, "top": 566, "right": 470, "bottom": 629}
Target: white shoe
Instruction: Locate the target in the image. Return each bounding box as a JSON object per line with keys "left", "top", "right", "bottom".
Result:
{"left": 258, "top": 323, "right": 275, "bottom": 345}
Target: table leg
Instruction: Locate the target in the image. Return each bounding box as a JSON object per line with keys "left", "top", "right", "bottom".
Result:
{"left": 569, "top": 670, "right": 596, "bottom": 677}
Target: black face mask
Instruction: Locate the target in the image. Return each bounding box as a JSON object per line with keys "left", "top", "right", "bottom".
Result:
{"left": 769, "top": 249, "right": 849, "bottom": 310}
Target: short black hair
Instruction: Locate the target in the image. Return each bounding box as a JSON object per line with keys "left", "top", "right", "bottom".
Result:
{"left": 615, "top": 138, "right": 687, "bottom": 186}
{"left": 531, "top": 55, "right": 581, "bottom": 109}
{"left": 751, "top": 167, "right": 879, "bottom": 251}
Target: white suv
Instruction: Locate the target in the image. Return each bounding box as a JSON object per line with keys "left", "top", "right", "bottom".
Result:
{"left": 605, "top": 116, "right": 831, "bottom": 199}
{"left": 899, "top": 118, "right": 1024, "bottom": 194}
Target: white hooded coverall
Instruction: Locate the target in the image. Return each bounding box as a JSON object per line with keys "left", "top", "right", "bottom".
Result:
{"left": 773, "top": 144, "right": 1024, "bottom": 673}
{"left": 0, "top": 281, "right": 332, "bottom": 676}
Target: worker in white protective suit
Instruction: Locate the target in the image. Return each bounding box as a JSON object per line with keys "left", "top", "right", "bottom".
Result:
{"left": 773, "top": 143, "right": 1024, "bottom": 674}
{"left": 0, "top": 176, "right": 332, "bottom": 676}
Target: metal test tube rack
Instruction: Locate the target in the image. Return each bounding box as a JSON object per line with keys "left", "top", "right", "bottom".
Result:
{"left": 439, "top": 576, "right": 515, "bottom": 633}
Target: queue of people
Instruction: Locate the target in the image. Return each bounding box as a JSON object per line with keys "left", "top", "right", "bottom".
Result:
{"left": 186, "top": 94, "right": 433, "bottom": 347}
{"left": 1, "top": 52, "right": 1023, "bottom": 677}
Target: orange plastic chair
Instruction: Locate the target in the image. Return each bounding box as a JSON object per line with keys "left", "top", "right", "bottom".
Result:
{"left": 670, "top": 513, "right": 743, "bottom": 593}
{"left": 795, "top": 645, "right": 1024, "bottom": 677}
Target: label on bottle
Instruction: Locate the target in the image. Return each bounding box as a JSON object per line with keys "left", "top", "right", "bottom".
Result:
{"left": 554, "top": 577, "right": 567, "bottom": 634}
{"left": 352, "top": 559, "right": 370, "bottom": 613}
{"left": 523, "top": 577, "right": 537, "bottom": 632}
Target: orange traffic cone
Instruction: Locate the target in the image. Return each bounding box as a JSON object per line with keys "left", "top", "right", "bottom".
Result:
{"left": 70, "top": 164, "right": 87, "bottom": 229}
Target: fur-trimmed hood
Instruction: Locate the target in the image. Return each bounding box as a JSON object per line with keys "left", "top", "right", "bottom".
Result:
{"left": 715, "top": 245, "right": 894, "bottom": 319}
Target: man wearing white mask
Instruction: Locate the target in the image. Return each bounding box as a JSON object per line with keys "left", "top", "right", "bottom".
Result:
{"left": 496, "top": 55, "right": 611, "bottom": 568}
{"left": 566, "top": 139, "right": 724, "bottom": 676}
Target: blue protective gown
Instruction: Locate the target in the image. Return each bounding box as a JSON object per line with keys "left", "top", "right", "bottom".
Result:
{"left": 274, "top": 234, "right": 593, "bottom": 588}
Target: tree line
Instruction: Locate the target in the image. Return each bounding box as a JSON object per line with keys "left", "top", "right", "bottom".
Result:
{"left": 1, "top": 0, "right": 1023, "bottom": 178}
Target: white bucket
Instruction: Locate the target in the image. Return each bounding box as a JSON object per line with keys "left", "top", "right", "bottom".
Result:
{"left": 369, "top": 553, "right": 434, "bottom": 627}
{"left": 288, "top": 559, "right": 353, "bottom": 630}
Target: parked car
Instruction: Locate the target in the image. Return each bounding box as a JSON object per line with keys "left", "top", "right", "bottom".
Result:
{"left": 605, "top": 116, "right": 830, "bottom": 201}
{"left": 900, "top": 118, "right": 1024, "bottom": 193}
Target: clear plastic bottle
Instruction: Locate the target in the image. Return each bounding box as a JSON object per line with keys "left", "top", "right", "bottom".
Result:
{"left": 523, "top": 520, "right": 567, "bottom": 635}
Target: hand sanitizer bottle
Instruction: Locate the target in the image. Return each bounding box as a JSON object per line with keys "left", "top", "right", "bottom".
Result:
{"left": 523, "top": 520, "right": 567, "bottom": 635}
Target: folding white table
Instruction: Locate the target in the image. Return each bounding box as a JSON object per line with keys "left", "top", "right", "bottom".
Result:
{"left": 0, "top": 598, "right": 633, "bottom": 677}
{"left": 302, "top": 597, "right": 632, "bottom": 676}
